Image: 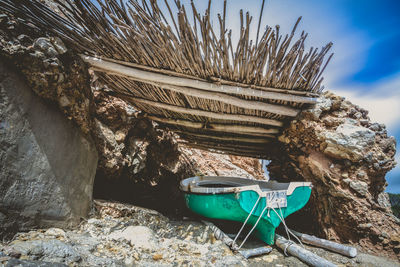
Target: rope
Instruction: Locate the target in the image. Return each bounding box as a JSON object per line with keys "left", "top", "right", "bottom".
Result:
{"left": 231, "top": 196, "right": 261, "bottom": 250}
{"left": 278, "top": 205, "right": 290, "bottom": 241}
{"left": 283, "top": 239, "right": 295, "bottom": 256}
{"left": 237, "top": 205, "right": 269, "bottom": 250}
{"left": 231, "top": 193, "right": 303, "bottom": 252}
{"left": 271, "top": 205, "right": 304, "bottom": 249}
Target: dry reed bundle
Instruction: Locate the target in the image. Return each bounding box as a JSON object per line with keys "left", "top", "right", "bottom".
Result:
{"left": 0, "top": 0, "right": 333, "bottom": 158}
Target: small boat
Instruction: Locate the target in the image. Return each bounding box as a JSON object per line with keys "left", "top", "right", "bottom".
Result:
{"left": 180, "top": 176, "right": 312, "bottom": 246}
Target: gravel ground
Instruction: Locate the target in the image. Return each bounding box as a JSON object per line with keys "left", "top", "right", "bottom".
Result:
{"left": 0, "top": 200, "right": 398, "bottom": 267}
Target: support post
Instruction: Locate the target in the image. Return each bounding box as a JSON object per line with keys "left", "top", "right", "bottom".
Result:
{"left": 291, "top": 230, "right": 357, "bottom": 258}
{"left": 275, "top": 234, "right": 337, "bottom": 267}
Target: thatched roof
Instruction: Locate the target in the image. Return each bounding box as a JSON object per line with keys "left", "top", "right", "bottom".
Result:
{"left": 1, "top": 0, "right": 333, "bottom": 158}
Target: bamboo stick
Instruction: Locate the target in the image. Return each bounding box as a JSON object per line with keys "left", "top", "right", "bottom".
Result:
{"left": 83, "top": 55, "right": 317, "bottom": 105}
{"left": 180, "top": 142, "right": 269, "bottom": 158}
{"left": 180, "top": 138, "right": 269, "bottom": 153}
{"left": 179, "top": 128, "right": 275, "bottom": 140}
{"left": 1, "top": 0, "right": 332, "bottom": 95}
{"left": 123, "top": 95, "right": 283, "bottom": 126}
{"left": 146, "top": 115, "right": 280, "bottom": 134}
{"left": 181, "top": 137, "right": 269, "bottom": 150}
{"left": 176, "top": 130, "right": 273, "bottom": 144}
{"left": 91, "top": 56, "right": 320, "bottom": 97}
{"left": 119, "top": 77, "right": 299, "bottom": 117}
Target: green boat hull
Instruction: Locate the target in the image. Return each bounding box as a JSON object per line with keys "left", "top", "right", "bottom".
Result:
{"left": 184, "top": 186, "right": 311, "bottom": 245}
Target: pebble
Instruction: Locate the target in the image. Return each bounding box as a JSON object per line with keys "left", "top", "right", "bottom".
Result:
{"left": 108, "top": 225, "right": 158, "bottom": 250}
{"left": 44, "top": 228, "right": 66, "bottom": 238}
{"left": 1, "top": 200, "right": 398, "bottom": 267}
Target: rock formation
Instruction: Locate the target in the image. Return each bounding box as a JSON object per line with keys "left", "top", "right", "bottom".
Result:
{"left": 0, "top": 14, "right": 98, "bottom": 238}
{"left": 0, "top": 14, "right": 93, "bottom": 135}
{"left": 1, "top": 9, "right": 399, "bottom": 261}
{"left": 0, "top": 59, "right": 98, "bottom": 238}
{"left": 268, "top": 92, "right": 399, "bottom": 258}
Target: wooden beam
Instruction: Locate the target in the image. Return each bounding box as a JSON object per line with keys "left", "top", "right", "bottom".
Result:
{"left": 179, "top": 142, "right": 268, "bottom": 158}
{"left": 180, "top": 136, "right": 270, "bottom": 150}
{"left": 112, "top": 75, "right": 298, "bottom": 117}
{"left": 91, "top": 55, "right": 319, "bottom": 97}
{"left": 146, "top": 115, "right": 280, "bottom": 135}
{"left": 124, "top": 95, "right": 283, "bottom": 128}
{"left": 291, "top": 230, "right": 357, "bottom": 258}
{"left": 176, "top": 130, "right": 273, "bottom": 144}
{"left": 181, "top": 138, "right": 269, "bottom": 151}
{"left": 83, "top": 55, "right": 318, "bottom": 104}
{"left": 275, "top": 235, "right": 337, "bottom": 267}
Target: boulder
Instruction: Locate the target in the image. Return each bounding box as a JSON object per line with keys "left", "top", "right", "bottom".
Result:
{"left": 323, "top": 122, "right": 375, "bottom": 161}
{"left": 0, "top": 60, "right": 98, "bottom": 238}
{"left": 108, "top": 226, "right": 158, "bottom": 251}
{"left": 9, "top": 239, "right": 81, "bottom": 264}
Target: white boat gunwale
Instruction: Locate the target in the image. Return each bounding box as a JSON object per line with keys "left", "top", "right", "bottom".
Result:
{"left": 180, "top": 176, "right": 312, "bottom": 197}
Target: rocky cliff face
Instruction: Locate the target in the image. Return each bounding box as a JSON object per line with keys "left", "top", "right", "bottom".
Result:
{"left": 268, "top": 91, "right": 399, "bottom": 258}
{"left": 1, "top": 10, "right": 399, "bottom": 261}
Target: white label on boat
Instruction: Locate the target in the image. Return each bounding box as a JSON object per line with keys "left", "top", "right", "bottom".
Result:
{"left": 265, "top": 190, "right": 287, "bottom": 208}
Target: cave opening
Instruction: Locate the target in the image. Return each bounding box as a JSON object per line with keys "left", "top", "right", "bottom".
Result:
{"left": 91, "top": 134, "right": 317, "bottom": 237}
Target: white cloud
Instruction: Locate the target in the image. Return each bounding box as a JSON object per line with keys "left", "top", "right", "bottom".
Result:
{"left": 331, "top": 74, "right": 400, "bottom": 130}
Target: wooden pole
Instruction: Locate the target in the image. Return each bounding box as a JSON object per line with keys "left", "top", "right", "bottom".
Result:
{"left": 175, "top": 130, "right": 273, "bottom": 144}
{"left": 239, "top": 247, "right": 273, "bottom": 259}
{"left": 179, "top": 136, "right": 270, "bottom": 149}
{"left": 125, "top": 95, "right": 283, "bottom": 127}
{"left": 83, "top": 55, "right": 318, "bottom": 104}
{"left": 147, "top": 115, "right": 282, "bottom": 131}
{"left": 291, "top": 231, "right": 357, "bottom": 258}
{"left": 202, "top": 221, "right": 272, "bottom": 259}
{"left": 131, "top": 78, "right": 299, "bottom": 117}
{"left": 95, "top": 55, "right": 320, "bottom": 97}
{"left": 179, "top": 142, "right": 269, "bottom": 158}
{"left": 275, "top": 235, "right": 337, "bottom": 267}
